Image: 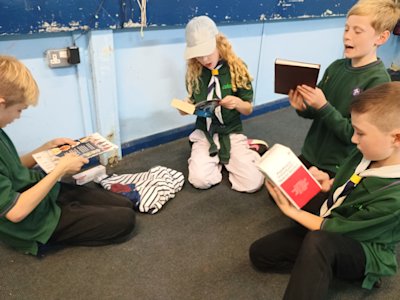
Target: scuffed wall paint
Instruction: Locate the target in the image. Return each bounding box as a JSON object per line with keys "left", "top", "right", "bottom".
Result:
{"left": 0, "top": 0, "right": 357, "bottom": 35}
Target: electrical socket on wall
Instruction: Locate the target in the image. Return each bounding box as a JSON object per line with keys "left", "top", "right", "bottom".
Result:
{"left": 45, "top": 47, "right": 80, "bottom": 68}
{"left": 46, "top": 48, "right": 70, "bottom": 68}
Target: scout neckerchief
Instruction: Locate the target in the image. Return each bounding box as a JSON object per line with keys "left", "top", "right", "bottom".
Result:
{"left": 320, "top": 158, "right": 370, "bottom": 217}
{"left": 206, "top": 62, "right": 224, "bottom": 131}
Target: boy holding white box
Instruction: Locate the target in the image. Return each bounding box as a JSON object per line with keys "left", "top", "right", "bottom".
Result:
{"left": 250, "top": 82, "right": 400, "bottom": 298}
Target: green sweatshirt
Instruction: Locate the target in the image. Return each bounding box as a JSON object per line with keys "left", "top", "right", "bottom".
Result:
{"left": 298, "top": 58, "right": 390, "bottom": 174}
{"left": 321, "top": 150, "right": 400, "bottom": 289}
{"left": 0, "top": 129, "right": 60, "bottom": 255}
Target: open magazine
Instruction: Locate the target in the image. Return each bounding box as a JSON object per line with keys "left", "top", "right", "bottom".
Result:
{"left": 32, "top": 132, "right": 118, "bottom": 173}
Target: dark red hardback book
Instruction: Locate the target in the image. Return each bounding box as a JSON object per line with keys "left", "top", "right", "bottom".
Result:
{"left": 275, "top": 58, "right": 320, "bottom": 95}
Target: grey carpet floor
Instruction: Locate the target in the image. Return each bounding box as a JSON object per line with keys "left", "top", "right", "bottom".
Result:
{"left": 1, "top": 107, "right": 399, "bottom": 300}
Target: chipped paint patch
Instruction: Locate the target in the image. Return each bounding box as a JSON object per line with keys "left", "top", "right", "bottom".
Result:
{"left": 39, "top": 21, "right": 89, "bottom": 33}
{"left": 123, "top": 19, "right": 143, "bottom": 28}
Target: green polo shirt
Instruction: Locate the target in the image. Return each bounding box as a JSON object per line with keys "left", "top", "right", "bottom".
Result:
{"left": 0, "top": 129, "right": 60, "bottom": 255}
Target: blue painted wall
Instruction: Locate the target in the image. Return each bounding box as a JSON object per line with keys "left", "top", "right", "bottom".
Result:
{"left": 0, "top": 0, "right": 357, "bottom": 35}
{"left": 0, "top": 2, "right": 398, "bottom": 156}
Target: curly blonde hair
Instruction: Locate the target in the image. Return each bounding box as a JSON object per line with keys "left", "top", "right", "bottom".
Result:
{"left": 0, "top": 55, "right": 39, "bottom": 107}
{"left": 185, "top": 34, "right": 253, "bottom": 97}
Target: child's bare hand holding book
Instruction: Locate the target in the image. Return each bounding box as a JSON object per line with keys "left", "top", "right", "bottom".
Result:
{"left": 308, "top": 166, "right": 334, "bottom": 192}
{"left": 296, "top": 85, "right": 328, "bottom": 110}
{"left": 265, "top": 180, "right": 297, "bottom": 213}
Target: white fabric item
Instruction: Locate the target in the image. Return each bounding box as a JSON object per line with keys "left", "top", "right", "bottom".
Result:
{"left": 188, "top": 129, "right": 264, "bottom": 192}
{"left": 206, "top": 63, "right": 224, "bottom": 130}
{"left": 184, "top": 16, "right": 218, "bottom": 59}
{"left": 99, "top": 166, "right": 185, "bottom": 214}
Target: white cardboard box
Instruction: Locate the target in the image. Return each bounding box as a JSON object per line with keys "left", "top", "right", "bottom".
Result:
{"left": 73, "top": 165, "right": 106, "bottom": 185}
{"left": 257, "top": 144, "right": 321, "bottom": 209}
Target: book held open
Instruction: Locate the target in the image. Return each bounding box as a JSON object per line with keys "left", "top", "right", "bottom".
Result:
{"left": 171, "top": 98, "right": 220, "bottom": 118}
{"left": 257, "top": 144, "right": 321, "bottom": 209}
{"left": 32, "top": 132, "right": 118, "bottom": 173}
{"left": 274, "top": 58, "right": 320, "bottom": 95}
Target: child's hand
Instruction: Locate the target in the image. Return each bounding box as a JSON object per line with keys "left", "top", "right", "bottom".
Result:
{"left": 297, "top": 85, "right": 327, "bottom": 110}
{"left": 53, "top": 153, "right": 89, "bottom": 176}
{"left": 265, "top": 180, "right": 297, "bottom": 216}
{"left": 219, "top": 95, "right": 239, "bottom": 110}
{"left": 220, "top": 95, "right": 253, "bottom": 115}
{"left": 308, "top": 166, "right": 334, "bottom": 192}
{"left": 288, "top": 89, "right": 307, "bottom": 111}
{"left": 42, "top": 138, "right": 77, "bottom": 150}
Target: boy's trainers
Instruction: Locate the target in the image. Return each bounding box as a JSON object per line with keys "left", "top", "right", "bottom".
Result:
{"left": 247, "top": 138, "right": 269, "bottom": 156}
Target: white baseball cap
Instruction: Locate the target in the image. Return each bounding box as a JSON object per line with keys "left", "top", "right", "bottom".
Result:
{"left": 184, "top": 16, "right": 219, "bottom": 60}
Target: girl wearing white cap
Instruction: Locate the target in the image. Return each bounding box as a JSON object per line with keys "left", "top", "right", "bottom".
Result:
{"left": 182, "top": 16, "right": 264, "bottom": 192}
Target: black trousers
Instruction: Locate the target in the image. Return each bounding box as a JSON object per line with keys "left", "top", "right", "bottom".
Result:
{"left": 249, "top": 225, "right": 366, "bottom": 300}
{"left": 45, "top": 183, "right": 136, "bottom": 249}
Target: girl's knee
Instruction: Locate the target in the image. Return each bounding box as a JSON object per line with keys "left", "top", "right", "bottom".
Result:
{"left": 188, "top": 165, "right": 222, "bottom": 189}
{"left": 230, "top": 172, "right": 264, "bottom": 193}
{"left": 189, "top": 174, "right": 221, "bottom": 189}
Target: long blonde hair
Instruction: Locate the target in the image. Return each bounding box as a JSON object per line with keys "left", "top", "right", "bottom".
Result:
{"left": 0, "top": 55, "right": 39, "bottom": 107}
{"left": 185, "top": 34, "right": 253, "bottom": 97}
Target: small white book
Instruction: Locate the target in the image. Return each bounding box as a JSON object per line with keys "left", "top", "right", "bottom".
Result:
{"left": 257, "top": 144, "right": 321, "bottom": 209}
{"left": 171, "top": 98, "right": 220, "bottom": 117}
{"left": 171, "top": 98, "right": 196, "bottom": 115}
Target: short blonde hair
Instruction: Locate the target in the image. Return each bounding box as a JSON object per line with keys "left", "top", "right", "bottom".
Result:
{"left": 351, "top": 82, "right": 400, "bottom": 132}
{"left": 0, "top": 55, "right": 39, "bottom": 107}
{"left": 347, "top": 0, "right": 400, "bottom": 33}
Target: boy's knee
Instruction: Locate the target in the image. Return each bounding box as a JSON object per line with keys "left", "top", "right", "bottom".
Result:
{"left": 301, "top": 231, "right": 331, "bottom": 257}
{"left": 114, "top": 208, "right": 136, "bottom": 232}
{"left": 123, "top": 209, "right": 136, "bottom": 231}
{"left": 112, "top": 209, "right": 136, "bottom": 243}
{"left": 249, "top": 240, "right": 268, "bottom": 271}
